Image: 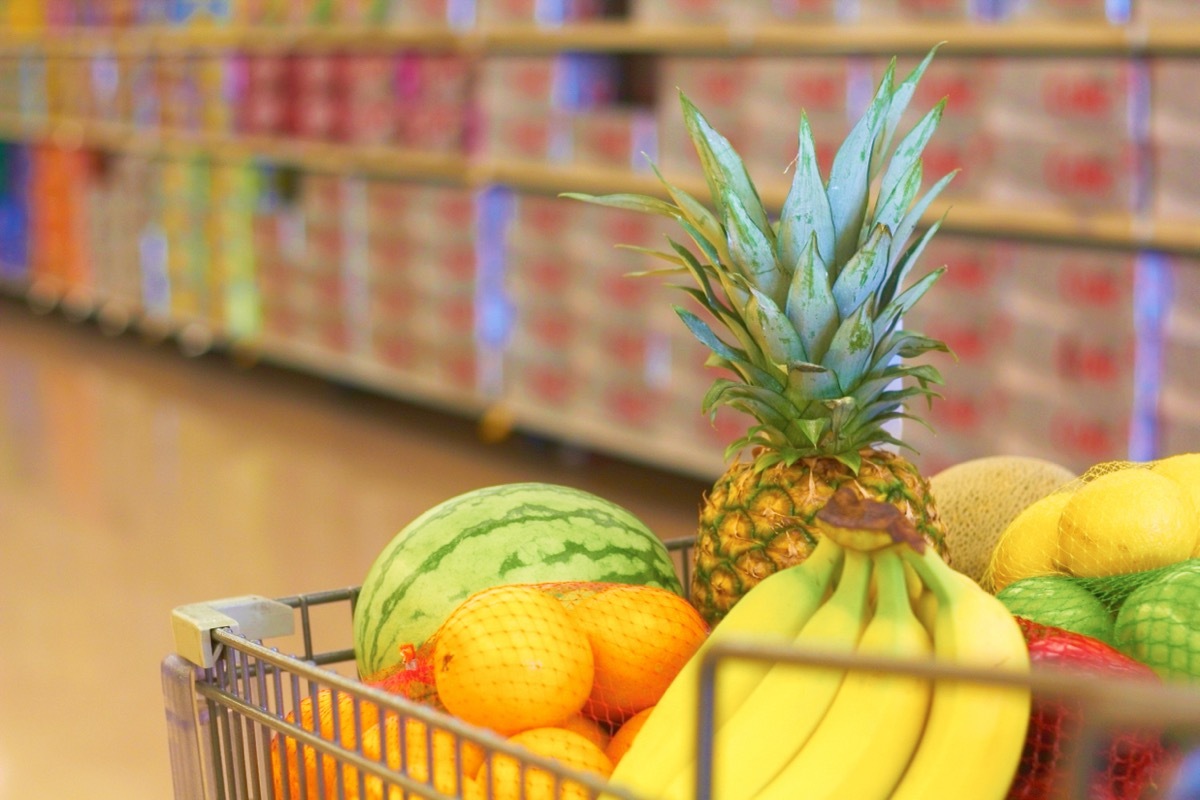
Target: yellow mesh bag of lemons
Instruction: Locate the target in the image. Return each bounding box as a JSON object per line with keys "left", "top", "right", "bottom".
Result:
{"left": 979, "top": 453, "right": 1200, "bottom": 684}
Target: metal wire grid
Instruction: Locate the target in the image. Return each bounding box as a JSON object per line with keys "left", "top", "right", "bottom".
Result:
{"left": 690, "top": 638, "right": 1200, "bottom": 800}
{"left": 166, "top": 536, "right": 1200, "bottom": 799}
{"left": 163, "top": 541, "right": 697, "bottom": 800}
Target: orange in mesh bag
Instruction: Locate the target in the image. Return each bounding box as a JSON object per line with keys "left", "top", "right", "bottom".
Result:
{"left": 382, "top": 582, "right": 708, "bottom": 738}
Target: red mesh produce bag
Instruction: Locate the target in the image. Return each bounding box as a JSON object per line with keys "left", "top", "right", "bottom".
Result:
{"left": 1011, "top": 617, "right": 1171, "bottom": 800}
{"left": 365, "top": 581, "right": 709, "bottom": 734}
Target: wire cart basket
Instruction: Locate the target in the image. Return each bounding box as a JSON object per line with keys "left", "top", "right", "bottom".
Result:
{"left": 163, "top": 537, "right": 1200, "bottom": 800}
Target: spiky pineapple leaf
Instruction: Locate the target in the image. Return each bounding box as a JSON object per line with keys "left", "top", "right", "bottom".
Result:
{"left": 831, "top": 223, "right": 892, "bottom": 320}
{"left": 785, "top": 234, "right": 839, "bottom": 365}
{"left": 675, "top": 306, "right": 745, "bottom": 363}
{"left": 874, "top": 329, "right": 952, "bottom": 369}
{"left": 888, "top": 170, "right": 957, "bottom": 273}
{"left": 852, "top": 362, "right": 945, "bottom": 407}
{"left": 673, "top": 284, "right": 729, "bottom": 323}
{"left": 745, "top": 285, "right": 809, "bottom": 364}
{"left": 778, "top": 113, "right": 836, "bottom": 270}
{"left": 855, "top": 384, "right": 944, "bottom": 424}
{"left": 649, "top": 162, "right": 732, "bottom": 266}
{"left": 725, "top": 189, "right": 786, "bottom": 303}
{"left": 751, "top": 448, "right": 789, "bottom": 472}
{"left": 786, "top": 361, "right": 842, "bottom": 401}
{"left": 703, "top": 381, "right": 797, "bottom": 431}
{"left": 833, "top": 447, "right": 863, "bottom": 473}
{"left": 788, "top": 417, "right": 828, "bottom": 448}
{"left": 870, "top": 160, "right": 922, "bottom": 251}
{"left": 877, "top": 99, "right": 945, "bottom": 220}
{"left": 559, "top": 192, "right": 680, "bottom": 220}
{"left": 677, "top": 305, "right": 786, "bottom": 392}
{"left": 848, "top": 423, "right": 917, "bottom": 455}
{"left": 675, "top": 218, "right": 725, "bottom": 275}
{"left": 827, "top": 60, "right": 894, "bottom": 268}
{"left": 824, "top": 396, "right": 858, "bottom": 446}
{"left": 666, "top": 237, "right": 724, "bottom": 309}
{"left": 679, "top": 91, "right": 773, "bottom": 243}
{"left": 821, "top": 299, "right": 876, "bottom": 389}
{"left": 873, "top": 44, "right": 943, "bottom": 182}
{"left": 874, "top": 266, "right": 945, "bottom": 344}
{"left": 730, "top": 425, "right": 786, "bottom": 464}
{"left": 878, "top": 215, "right": 944, "bottom": 311}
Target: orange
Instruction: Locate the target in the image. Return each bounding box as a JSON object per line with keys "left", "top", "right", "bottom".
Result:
{"left": 606, "top": 705, "right": 654, "bottom": 766}
{"left": 567, "top": 584, "right": 708, "bottom": 725}
{"left": 560, "top": 712, "right": 611, "bottom": 751}
{"left": 478, "top": 727, "right": 614, "bottom": 800}
{"left": 358, "top": 715, "right": 486, "bottom": 800}
{"left": 433, "top": 585, "right": 594, "bottom": 735}
{"left": 269, "top": 688, "right": 383, "bottom": 800}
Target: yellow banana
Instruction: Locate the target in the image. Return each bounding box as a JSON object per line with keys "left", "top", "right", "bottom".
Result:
{"left": 603, "top": 536, "right": 843, "bottom": 800}
{"left": 891, "top": 545, "right": 1031, "bottom": 800}
{"left": 757, "top": 548, "right": 933, "bottom": 800}
{"left": 665, "top": 548, "right": 873, "bottom": 800}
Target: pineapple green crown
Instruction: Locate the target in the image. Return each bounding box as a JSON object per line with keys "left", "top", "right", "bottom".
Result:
{"left": 565, "top": 46, "right": 956, "bottom": 473}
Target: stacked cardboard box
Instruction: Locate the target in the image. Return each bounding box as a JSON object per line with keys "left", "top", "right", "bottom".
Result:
{"left": 395, "top": 54, "right": 472, "bottom": 153}
{"left": 477, "top": 53, "right": 648, "bottom": 170}
{"left": 903, "top": 236, "right": 1140, "bottom": 475}
{"left": 904, "top": 236, "right": 1016, "bottom": 474}
{"left": 235, "top": 54, "right": 290, "bottom": 137}
{"left": 1137, "top": 0, "right": 1199, "bottom": 20}
{"left": 159, "top": 156, "right": 215, "bottom": 321}
{"left": 1149, "top": 59, "right": 1200, "bottom": 222}
{"left": 28, "top": 146, "right": 93, "bottom": 300}
{"left": 1157, "top": 257, "right": 1200, "bottom": 456}
{"left": 996, "top": 244, "right": 1139, "bottom": 471}
{"left": 364, "top": 180, "right": 479, "bottom": 392}
{"left": 500, "top": 192, "right": 682, "bottom": 438}
{"left": 981, "top": 58, "right": 1143, "bottom": 213}
{"left": 105, "top": 155, "right": 160, "bottom": 312}
{"left": 209, "top": 161, "right": 261, "bottom": 338}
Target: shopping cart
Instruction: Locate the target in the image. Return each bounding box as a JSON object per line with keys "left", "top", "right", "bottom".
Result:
{"left": 163, "top": 537, "right": 1200, "bottom": 800}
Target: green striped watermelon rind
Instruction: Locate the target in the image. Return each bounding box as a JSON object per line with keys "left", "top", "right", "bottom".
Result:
{"left": 352, "top": 482, "right": 684, "bottom": 678}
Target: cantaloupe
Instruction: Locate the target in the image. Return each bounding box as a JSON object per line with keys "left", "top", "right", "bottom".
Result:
{"left": 929, "top": 456, "right": 1076, "bottom": 586}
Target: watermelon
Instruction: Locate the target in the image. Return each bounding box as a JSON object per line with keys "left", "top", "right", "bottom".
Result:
{"left": 353, "top": 483, "right": 684, "bottom": 677}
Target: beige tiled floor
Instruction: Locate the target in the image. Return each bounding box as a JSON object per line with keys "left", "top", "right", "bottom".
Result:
{"left": 0, "top": 300, "right": 707, "bottom": 799}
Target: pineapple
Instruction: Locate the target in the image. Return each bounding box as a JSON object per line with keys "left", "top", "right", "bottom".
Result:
{"left": 566, "top": 48, "right": 954, "bottom": 625}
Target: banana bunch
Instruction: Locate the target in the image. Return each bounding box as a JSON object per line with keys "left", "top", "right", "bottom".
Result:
{"left": 604, "top": 488, "right": 1032, "bottom": 800}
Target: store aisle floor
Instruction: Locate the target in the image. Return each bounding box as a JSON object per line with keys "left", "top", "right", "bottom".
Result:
{"left": 0, "top": 300, "right": 709, "bottom": 800}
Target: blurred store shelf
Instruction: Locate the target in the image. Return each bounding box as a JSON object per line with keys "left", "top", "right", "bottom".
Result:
{"left": 3, "top": 21, "right": 1200, "bottom": 57}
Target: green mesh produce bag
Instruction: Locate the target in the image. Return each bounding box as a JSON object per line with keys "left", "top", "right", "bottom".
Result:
{"left": 996, "top": 556, "right": 1200, "bottom": 684}
{"left": 985, "top": 456, "right": 1200, "bottom": 684}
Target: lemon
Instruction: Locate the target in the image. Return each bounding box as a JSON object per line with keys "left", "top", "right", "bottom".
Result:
{"left": 1150, "top": 453, "right": 1200, "bottom": 556}
{"left": 1059, "top": 467, "right": 1199, "bottom": 578}
{"left": 985, "top": 491, "right": 1072, "bottom": 593}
